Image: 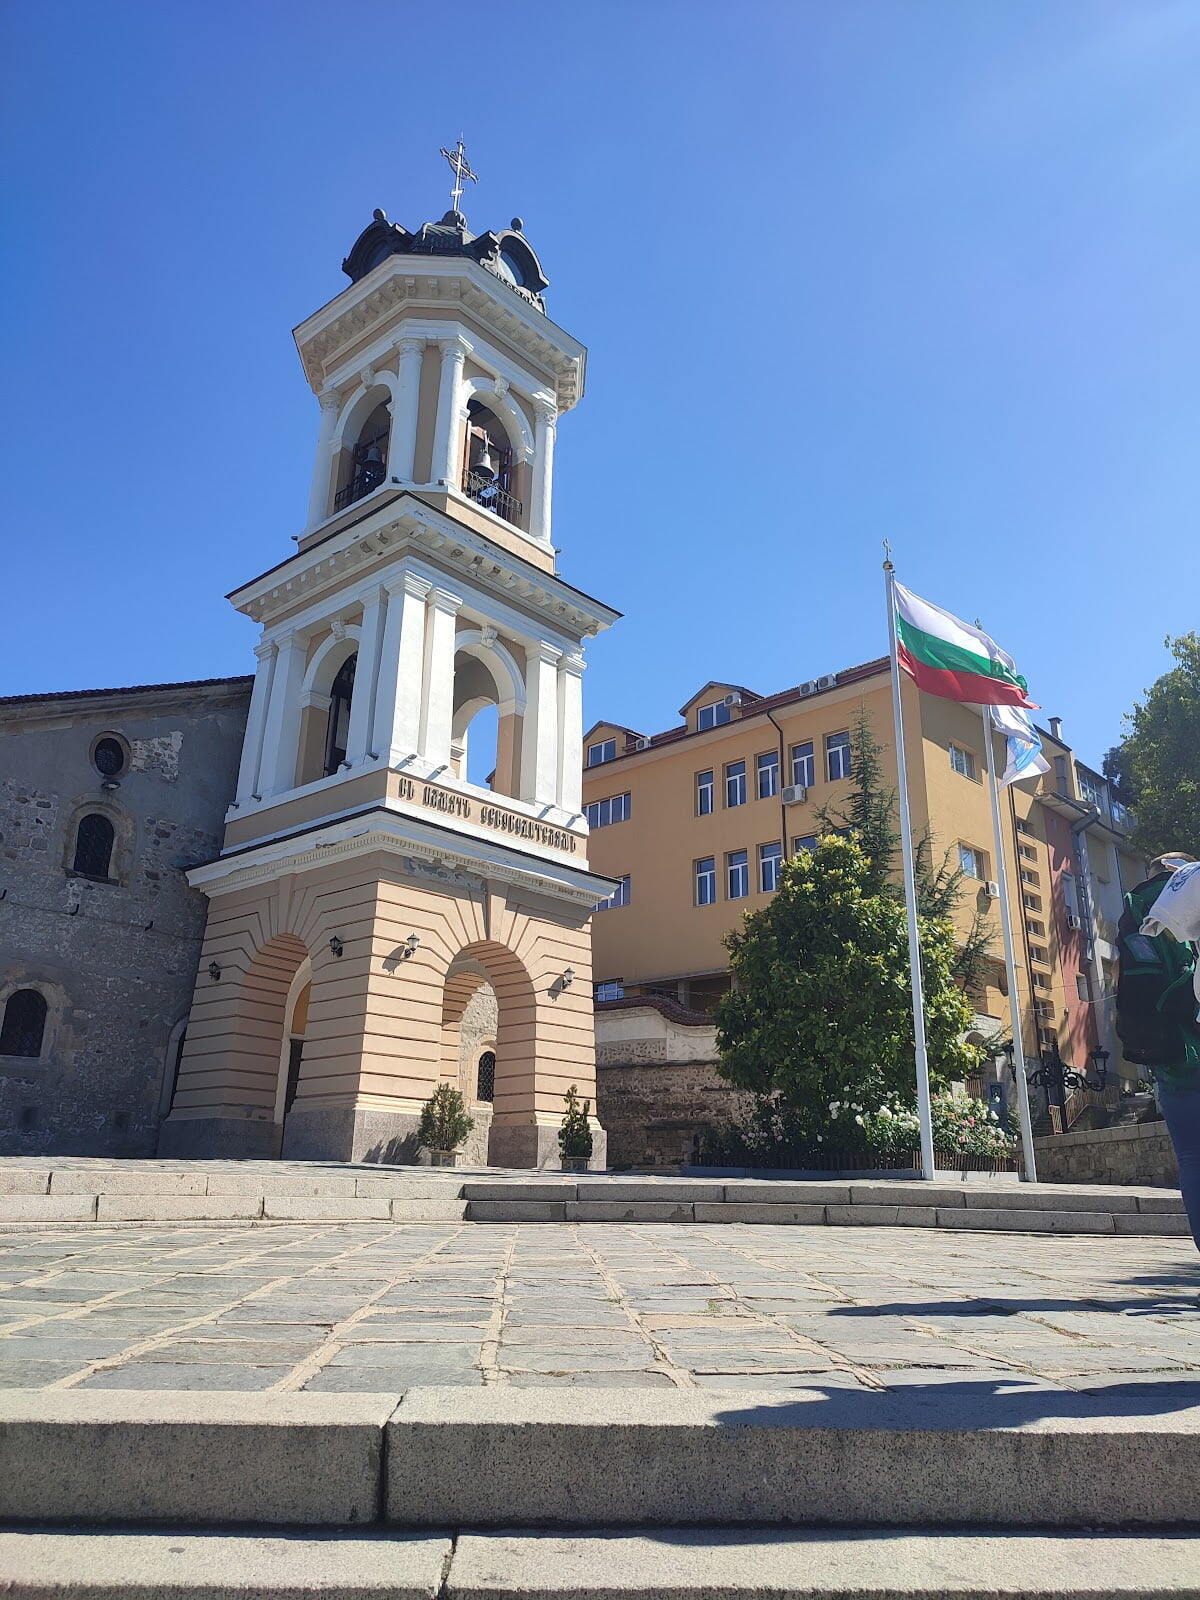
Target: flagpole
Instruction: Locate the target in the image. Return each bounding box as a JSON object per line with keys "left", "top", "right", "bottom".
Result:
{"left": 981, "top": 707, "right": 1039, "bottom": 1183}
{"left": 884, "top": 554, "right": 937, "bottom": 1181}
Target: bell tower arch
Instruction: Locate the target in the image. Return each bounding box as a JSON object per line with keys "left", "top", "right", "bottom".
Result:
{"left": 162, "top": 148, "right": 619, "bottom": 1168}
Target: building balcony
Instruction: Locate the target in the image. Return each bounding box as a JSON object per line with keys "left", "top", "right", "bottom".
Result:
{"left": 462, "top": 468, "right": 524, "bottom": 528}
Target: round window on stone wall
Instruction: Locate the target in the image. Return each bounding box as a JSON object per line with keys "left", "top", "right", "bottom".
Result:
{"left": 93, "top": 736, "right": 127, "bottom": 779}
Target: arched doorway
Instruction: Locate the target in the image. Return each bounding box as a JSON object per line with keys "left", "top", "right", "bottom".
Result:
{"left": 273, "top": 958, "right": 312, "bottom": 1155}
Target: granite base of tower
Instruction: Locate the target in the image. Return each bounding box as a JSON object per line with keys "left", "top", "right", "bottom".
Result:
{"left": 157, "top": 1115, "right": 277, "bottom": 1161}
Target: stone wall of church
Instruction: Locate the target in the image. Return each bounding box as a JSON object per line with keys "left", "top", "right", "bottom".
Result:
{"left": 0, "top": 681, "right": 250, "bottom": 1157}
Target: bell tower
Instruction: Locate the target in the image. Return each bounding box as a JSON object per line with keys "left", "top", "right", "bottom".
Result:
{"left": 162, "top": 149, "right": 619, "bottom": 1168}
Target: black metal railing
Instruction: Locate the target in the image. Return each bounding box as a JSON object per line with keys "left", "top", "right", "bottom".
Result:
{"left": 334, "top": 458, "right": 386, "bottom": 512}
{"left": 462, "top": 468, "right": 524, "bottom": 527}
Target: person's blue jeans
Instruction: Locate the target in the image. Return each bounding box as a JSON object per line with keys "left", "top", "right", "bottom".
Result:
{"left": 1156, "top": 1080, "right": 1200, "bottom": 1251}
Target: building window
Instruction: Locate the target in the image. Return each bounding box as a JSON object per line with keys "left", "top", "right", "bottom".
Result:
{"left": 826, "top": 731, "right": 851, "bottom": 781}
{"left": 756, "top": 751, "right": 779, "bottom": 800}
{"left": 587, "top": 739, "right": 617, "bottom": 767}
{"left": 695, "top": 856, "right": 717, "bottom": 906}
{"left": 1016, "top": 817, "right": 1033, "bottom": 834}
{"left": 697, "top": 701, "right": 731, "bottom": 732}
{"left": 1023, "top": 893, "right": 1042, "bottom": 912}
{"left": 323, "top": 653, "right": 357, "bottom": 777}
{"left": 93, "top": 736, "right": 127, "bottom": 779}
{"left": 1029, "top": 946, "right": 1048, "bottom": 965}
{"left": 759, "top": 841, "right": 783, "bottom": 893}
{"left": 790, "top": 741, "right": 814, "bottom": 789}
{"left": 958, "top": 844, "right": 984, "bottom": 880}
{"left": 595, "top": 980, "right": 625, "bottom": 1003}
{"left": 595, "top": 874, "right": 630, "bottom": 911}
{"left": 476, "top": 1051, "right": 496, "bottom": 1103}
{"left": 1076, "top": 973, "right": 1091, "bottom": 1001}
{"left": 725, "top": 760, "right": 747, "bottom": 807}
{"left": 949, "top": 744, "right": 976, "bottom": 780}
{"left": 1019, "top": 844, "right": 1037, "bottom": 861}
{"left": 727, "top": 849, "right": 749, "bottom": 899}
{"left": 585, "top": 792, "right": 631, "bottom": 829}
{"left": 795, "top": 834, "right": 818, "bottom": 852}
{"left": 1033, "top": 971, "right": 1051, "bottom": 990}
{"left": 1077, "top": 768, "right": 1104, "bottom": 809}
{"left": 1035, "top": 1000, "right": 1055, "bottom": 1021}
{"left": 695, "top": 769, "right": 714, "bottom": 816}
{"left": 1027, "top": 918, "right": 1045, "bottom": 938}
{"left": 72, "top": 813, "right": 115, "bottom": 880}
{"left": 1039, "top": 1027, "right": 1057, "bottom": 1048}
{"left": 0, "top": 989, "right": 48, "bottom": 1058}
{"left": 1020, "top": 868, "right": 1039, "bottom": 886}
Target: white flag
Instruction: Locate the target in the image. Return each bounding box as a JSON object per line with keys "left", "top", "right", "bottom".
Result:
{"left": 990, "top": 704, "right": 1050, "bottom": 787}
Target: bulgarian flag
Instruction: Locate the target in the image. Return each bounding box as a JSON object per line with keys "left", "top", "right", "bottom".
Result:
{"left": 894, "top": 583, "right": 1037, "bottom": 709}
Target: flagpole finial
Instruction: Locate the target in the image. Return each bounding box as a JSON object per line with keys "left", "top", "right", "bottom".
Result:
{"left": 882, "top": 538, "right": 894, "bottom": 573}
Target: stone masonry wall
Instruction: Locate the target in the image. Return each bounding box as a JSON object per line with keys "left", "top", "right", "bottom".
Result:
{"left": 596, "top": 1059, "right": 752, "bottom": 1170}
{"left": 0, "top": 683, "right": 249, "bottom": 1157}
{"left": 1034, "top": 1118, "right": 1180, "bottom": 1188}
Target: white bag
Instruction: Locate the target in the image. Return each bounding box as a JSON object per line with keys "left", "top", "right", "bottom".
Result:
{"left": 1141, "top": 860, "right": 1200, "bottom": 942}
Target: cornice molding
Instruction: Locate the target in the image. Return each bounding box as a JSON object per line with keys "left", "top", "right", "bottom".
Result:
{"left": 188, "top": 809, "right": 612, "bottom": 911}
{"left": 229, "top": 497, "right": 619, "bottom": 640}
{"left": 294, "top": 258, "right": 586, "bottom": 414}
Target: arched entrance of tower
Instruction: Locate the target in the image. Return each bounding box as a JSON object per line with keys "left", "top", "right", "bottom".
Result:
{"left": 439, "top": 940, "right": 558, "bottom": 1168}
{"left": 272, "top": 958, "right": 313, "bottom": 1155}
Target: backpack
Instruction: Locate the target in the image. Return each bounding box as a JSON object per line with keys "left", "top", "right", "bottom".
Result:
{"left": 1114, "top": 876, "right": 1199, "bottom": 1066}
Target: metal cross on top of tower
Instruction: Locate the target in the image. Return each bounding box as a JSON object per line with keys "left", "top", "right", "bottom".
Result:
{"left": 439, "top": 136, "right": 478, "bottom": 215}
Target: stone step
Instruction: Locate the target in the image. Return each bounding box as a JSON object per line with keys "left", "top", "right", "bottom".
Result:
{"left": 0, "top": 1161, "right": 1185, "bottom": 1233}
{"left": 2, "top": 1388, "right": 1197, "bottom": 1531}
{"left": 2, "top": 1526, "right": 1198, "bottom": 1598}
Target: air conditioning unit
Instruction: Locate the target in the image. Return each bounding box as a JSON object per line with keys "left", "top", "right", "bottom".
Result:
{"left": 984, "top": 880, "right": 1000, "bottom": 899}
{"left": 631, "top": 736, "right": 650, "bottom": 751}
{"left": 722, "top": 692, "right": 743, "bottom": 708}
{"left": 798, "top": 681, "right": 817, "bottom": 697}
{"left": 1067, "top": 912, "right": 1082, "bottom": 930}
{"left": 782, "top": 785, "right": 808, "bottom": 806}
{"left": 816, "top": 674, "right": 838, "bottom": 690}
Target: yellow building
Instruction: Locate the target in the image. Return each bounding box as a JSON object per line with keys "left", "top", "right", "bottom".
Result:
{"left": 583, "top": 662, "right": 1143, "bottom": 1081}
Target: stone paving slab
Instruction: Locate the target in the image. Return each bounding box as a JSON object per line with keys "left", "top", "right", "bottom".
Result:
{"left": 0, "top": 1218, "right": 1197, "bottom": 1402}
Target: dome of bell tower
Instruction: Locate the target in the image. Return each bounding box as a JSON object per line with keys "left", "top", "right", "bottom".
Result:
{"left": 341, "top": 206, "right": 550, "bottom": 313}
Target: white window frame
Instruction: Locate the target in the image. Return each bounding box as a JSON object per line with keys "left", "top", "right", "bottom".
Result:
{"left": 949, "top": 743, "right": 976, "bottom": 780}
{"left": 696, "top": 769, "right": 714, "bottom": 816}
{"left": 826, "top": 731, "right": 851, "bottom": 782}
{"left": 695, "top": 856, "right": 717, "bottom": 906}
{"left": 697, "top": 701, "right": 731, "bottom": 732}
{"left": 727, "top": 849, "right": 749, "bottom": 900}
{"left": 759, "top": 841, "right": 782, "bottom": 893}
{"left": 587, "top": 738, "right": 617, "bottom": 767}
{"left": 725, "top": 760, "right": 747, "bottom": 808}
{"left": 756, "top": 750, "right": 779, "bottom": 801}
{"left": 958, "top": 844, "right": 983, "bottom": 880}
{"left": 585, "top": 792, "right": 631, "bottom": 829}
{"left": 595, "top": 980, "right": 625, "bottom": 1002}
{"left": 795, "top": 834, "right": 818, "bottom": 852}
{"left": 790, "top": 741, "right": 814, "bottom": 788}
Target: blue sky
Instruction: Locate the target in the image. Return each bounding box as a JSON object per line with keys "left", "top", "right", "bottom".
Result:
{"left": 4, "top": 1, "right": 1198, "bottom": 772}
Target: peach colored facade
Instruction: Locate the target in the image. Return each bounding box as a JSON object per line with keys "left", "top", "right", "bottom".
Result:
{"left": 583, "top": 665, "right": 1143, "bottom": 1080}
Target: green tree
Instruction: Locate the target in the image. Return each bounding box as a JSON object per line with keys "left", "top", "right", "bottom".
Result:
{"left": 1104, "top": 633, "right": 1200, "bottom": 860}
{"left": 816, "top": 706, "right": 993, "bottom": 1000}
{"left": 714, "top": 834, "right": 980, "bottom": 1132}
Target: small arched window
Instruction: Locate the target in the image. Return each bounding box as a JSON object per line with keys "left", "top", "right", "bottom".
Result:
{"left": 72, "top": 813, "right": 115, "bottom": 880}
{"left": 334, "top": 402, "right": 390, "bottom": 512}
{"left": 0, "top": 990, "right": 48, "bottom": 1058}
{"left": 477, "top": 1050, "right": 496, "bottom": 1103}
{"left": 324, "top": 654, "right": 357, "bottom": 777}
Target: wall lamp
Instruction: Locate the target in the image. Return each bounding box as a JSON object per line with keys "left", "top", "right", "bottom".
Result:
{"left": 207, "top": 961, "right": 222, "bottom": 983}
{"left": 329, "top": 935, "right": 344, "bottom": 958}
{"left": 550, "top": 967, "right": 576, "bottom": 998}
{"left": 403, "top": 933, "right": 421, "bottom": 958}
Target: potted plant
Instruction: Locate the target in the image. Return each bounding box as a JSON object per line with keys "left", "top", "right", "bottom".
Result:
{"left": 418, "top": 1083, "right": 474, "bottom": 1167}
{"left": 559, "top": 1084, "right": 594, "bottom": 1173}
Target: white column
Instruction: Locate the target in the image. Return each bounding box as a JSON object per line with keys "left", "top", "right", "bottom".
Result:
{"left": 530, "top": 398, "right": 558, "bottom": 547}
{"left": 234, "top": 641, "right": 277, "bottom": 803}
{"left": 430, "top": 340, "right": 467, "bottom": 489}
{"left": 388, "top": 338, "right": 424, "bottom": 484}
{"left": 305, "top": 392, "right": 341, "bottom": 530}
{"left": 420, "top": 587, "right": 463, "bottom": 770}
{"left": 521, "top": 641, "right": 562, "bottom": 807}
{"left": 343, "top": 587, "right": 387, "bottom": 768}
{"left": 374, "top": 572, "right": 432, "bottom": 766}
{"left": 557, "top": 651, "right": 585, "bottom": 815}
{"left": 258, "top": 630, "right": 309, "bottom": 797}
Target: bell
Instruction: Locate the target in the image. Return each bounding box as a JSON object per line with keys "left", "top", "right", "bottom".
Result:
{"left": 364, "top": 442, "right": 383, "bottom": 466}
{"left": 474, "top": 443, "right": 497, "bottom": 483}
